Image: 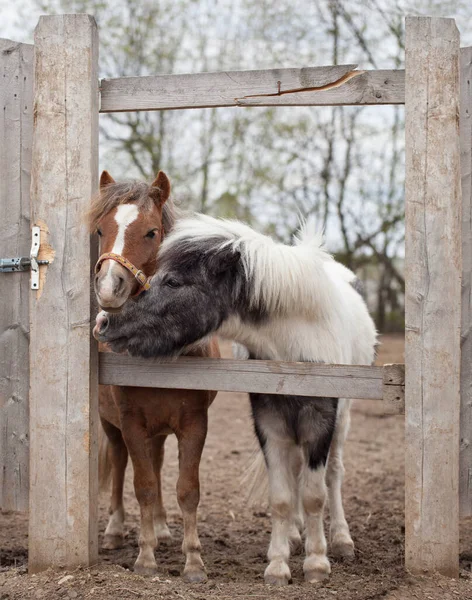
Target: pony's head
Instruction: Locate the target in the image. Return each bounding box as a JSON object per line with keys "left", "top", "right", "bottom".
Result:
{"left": 92, "top": 219, "right": 252, "bottom": 357}
{"left": 89, "top": 170, "right": 173, "bottom": 312}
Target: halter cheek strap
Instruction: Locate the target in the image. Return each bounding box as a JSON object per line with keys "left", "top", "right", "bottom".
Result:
{"left": 95, "top": 252, "right": 151, "bottom": 296}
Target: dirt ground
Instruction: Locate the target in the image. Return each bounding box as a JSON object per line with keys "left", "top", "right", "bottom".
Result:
{"left": 1, "top": 334, "right": 472, "bottom": 599}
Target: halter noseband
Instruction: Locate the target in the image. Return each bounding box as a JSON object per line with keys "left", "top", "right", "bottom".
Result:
{"left": 95, "top": 252, "right": 151, "bottom": 297}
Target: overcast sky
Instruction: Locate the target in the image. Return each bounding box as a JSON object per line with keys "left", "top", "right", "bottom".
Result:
{"left": 2, "top": 0, "right": 472, "bottom": 50}
{"left": 2, "top": 0, "right": 471, "bottom": 258}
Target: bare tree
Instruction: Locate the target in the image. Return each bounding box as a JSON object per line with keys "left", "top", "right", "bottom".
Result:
{"left": 24, "top": 0, "right": 472, "bottom": 330}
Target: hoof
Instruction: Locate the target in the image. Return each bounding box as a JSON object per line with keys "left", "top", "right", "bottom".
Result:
{"left": 182, "top": 569, "right": 207, "bottom": 584}
{"left": 303, "top": 555, "right": 330, "bottom": 584}
{"left": 264, "top": 561, "right": 291, "bottom": 586}
{"left": 304, "top": 569, "right": 330, "bottom": 584}
{"left": 331, "top": 540, "right": 355, "bottom": 561}
{"left": 134, "top": 563, "right": 158, "bottom": 577}
{"left": 102, "top": 534, "right": 124, "bottom": 550}
{"left": 264, "top": 574, "right": 290, "bottom": 586}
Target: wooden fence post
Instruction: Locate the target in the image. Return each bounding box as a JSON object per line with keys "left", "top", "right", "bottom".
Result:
{"left": 404, "top": 16, "right": 462, "bottom": 577}
{"left": 0, "top": 39, "right": 33, "bottom": 513}
{"left": 460, "top": 47, "right": 472, "bottom": 518}
{"left": 29, "top": 15, "right": 99, "bottom": 572}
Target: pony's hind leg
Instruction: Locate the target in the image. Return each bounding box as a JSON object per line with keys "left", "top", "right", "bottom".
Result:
{"left": 151, "top": 435, "right": 171, "bottom": 541}
{"left": 176, "top": 413, "right": 208, "bottom": 583}
{"left": 264, "top": 439, "right": 294, "bottom": 586}
{"left": 300, "top": 459, "right": 330, "bottom": 583}
{"left": 100, "top": 418, "right": 128, "bottom": 550}
{"left": 300, "top": 399, "right": 338, "bottom": 584}
{"left": 326, "top": 400, "right": 354, "bottom": 560}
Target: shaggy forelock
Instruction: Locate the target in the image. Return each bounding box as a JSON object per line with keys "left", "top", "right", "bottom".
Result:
{"left": 159, "top": 235, "right": 231, "bottom": 272}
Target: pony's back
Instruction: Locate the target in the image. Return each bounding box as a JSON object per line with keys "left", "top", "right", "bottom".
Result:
{"left": 322, "top": 260, "right": 377, "bottom": 366}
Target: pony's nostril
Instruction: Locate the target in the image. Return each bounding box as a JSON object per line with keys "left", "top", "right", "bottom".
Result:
{"left": 115, "top": 276, "right": 125, "bottom": 294}
{"left": 100, "top": 316, "right": 109, "bottom": 334}
{"left": 95, "top": 312, "right": 109, "bottom": 334}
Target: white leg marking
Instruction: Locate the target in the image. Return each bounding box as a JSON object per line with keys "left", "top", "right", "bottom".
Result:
{"left": 135, "top": 502, "right": 158, "bottom": 575}
{"left": 264, "top": 439, "right": 293, "bottom": 586}
{"left": 301, "top": 464, "right": 331, "bottom": 583}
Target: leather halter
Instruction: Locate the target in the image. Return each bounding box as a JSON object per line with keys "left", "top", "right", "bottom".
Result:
{"left": 95, "top": 252, "right": 151, "bottom": 297}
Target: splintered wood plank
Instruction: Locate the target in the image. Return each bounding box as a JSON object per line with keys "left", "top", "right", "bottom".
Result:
{"left": 404, "top": 16, "right": 462, "bottom": 577}
{"left": 99, "top": 354, "right": 386, "bottom": 399}
{"left": 29, "top": 15, "right": 99, "bottom": 572}
{"left": 0, "top": 39, "right": 33, "bottom": 512}
{"left": 460, "top": 46, "right": 472, "bottom": 518}
{"left": 99, "top": 66, "right": 405, "bottom": 112}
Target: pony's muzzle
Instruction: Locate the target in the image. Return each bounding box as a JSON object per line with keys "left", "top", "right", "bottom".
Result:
{"left": 93, "top": 311, "right": 109, "bottom": 341}
{"left": 94, "top": 259, "right": 135, "bottom": 311}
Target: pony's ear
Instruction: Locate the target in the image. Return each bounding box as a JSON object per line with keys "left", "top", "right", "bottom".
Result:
{"left": 100, "top": 170, "right": 115, "bottom": 188}
{"left": 208, "top": 248, "right": 241, "bottom": 274}
{"left": 150, "top": 171, "right": 171, "bottom": 206}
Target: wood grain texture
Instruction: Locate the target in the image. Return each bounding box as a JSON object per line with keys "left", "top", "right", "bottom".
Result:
{"left": 99, "top": 67, "right": 405, "bottom": 112}
{"left": 382, "top": 385, "right": 405, "bottom": 414}
{"left": 383, "top": 364, "right": 405, "bottom": 413}
{"left": 383, "top": 363, "right": 405, "bottom": 386}
{"left": 99, "top": 354, "right": 386, "bottom": 399}
{"left": 460, "top": 47, "right": 472, "bottom": 518}
{"left": 404, "top": 16, "right": 462, "bottom": 577}
{"left": 29, "top": 15, "right": 99, "bottom": 572}
{"left": 0, "top": 39, "right": 33, "bottom": 513}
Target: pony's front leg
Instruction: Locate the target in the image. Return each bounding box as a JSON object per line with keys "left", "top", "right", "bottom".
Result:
{"left": 176, "top": 414, "right": 208, "bottom": 583}
{"left": 151, "top": 435, "right": 172, "bottom": 541}
{"left": 122, "top": 424, "right": 159, "bottom": 576}
{"left": 264, "top": 440, "right": 294, "bottom": 586}
{"left": 301, "top": 459, "right": 330, "bottom": 583}
{"left": 326, "top": 400, "right": 354, "bottom": 559}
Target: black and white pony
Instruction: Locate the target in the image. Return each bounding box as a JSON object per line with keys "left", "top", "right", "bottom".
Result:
{"left": 94, "top": 215, "right": 377, "bottom": 585}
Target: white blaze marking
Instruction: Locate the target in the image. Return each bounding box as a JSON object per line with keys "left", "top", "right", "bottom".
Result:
{"left": 111, "top": 204, "right": 139, "bottom": 254}
{"left": 100, "top": 204, "right": 139, "bottom": 299}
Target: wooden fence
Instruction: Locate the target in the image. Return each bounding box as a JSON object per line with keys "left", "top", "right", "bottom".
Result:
{"left": 0, "top": 13, "right": 470, "bottom": 578}
{"left": 0, "top": 38, "right": 33, "bottom": 513}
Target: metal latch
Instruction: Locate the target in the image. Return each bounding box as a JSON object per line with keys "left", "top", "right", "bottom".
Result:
{"left": 0, "top": 226, "right": 49, "bottom": 289}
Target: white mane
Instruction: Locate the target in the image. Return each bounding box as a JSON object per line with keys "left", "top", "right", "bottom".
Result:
{"left": 162, "top": 214, "right": 344, "bottom": 319}
{"left": 161, "top": 214, "right": 376, "bottom": 366}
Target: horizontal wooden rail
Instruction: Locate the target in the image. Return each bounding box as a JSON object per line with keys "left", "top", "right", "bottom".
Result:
{"left": 99, "top": 65, "right": 405, "bottom": 113}
{"left": 99, "top": 353, "right": 405, "bottom": 409}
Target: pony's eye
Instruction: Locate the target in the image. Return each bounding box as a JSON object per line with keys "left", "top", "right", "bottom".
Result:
{"left": 145, "top": 229, "right": 158, "bottom": 239}
{"left": 165, "top": 278, "right": 181, "bottom": 289}
{"left": 97, "top": 228, "right": 102, "bottom": 237}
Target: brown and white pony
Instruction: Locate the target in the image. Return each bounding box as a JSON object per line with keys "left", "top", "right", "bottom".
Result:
{"left": 89, "top": 170, "right": 219, "bottom": 582}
